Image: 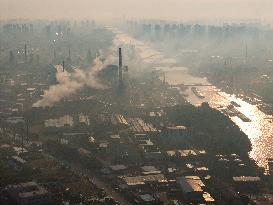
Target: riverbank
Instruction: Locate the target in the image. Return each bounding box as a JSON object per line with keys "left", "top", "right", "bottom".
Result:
{"left": 111, "top": 29, "right": 273, "bottom": 169}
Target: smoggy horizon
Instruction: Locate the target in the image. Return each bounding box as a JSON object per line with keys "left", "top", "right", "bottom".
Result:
{"left": 1, "top": 0, "right": 273, "bottom": 23}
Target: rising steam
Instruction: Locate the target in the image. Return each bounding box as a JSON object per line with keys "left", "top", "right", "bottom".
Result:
{"left": 33, "top": 56, "right": 113, "bottom": 107}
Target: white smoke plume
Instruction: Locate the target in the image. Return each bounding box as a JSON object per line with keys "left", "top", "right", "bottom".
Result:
{"left": 33, "top": 55, "right": 114, "bottom": 107}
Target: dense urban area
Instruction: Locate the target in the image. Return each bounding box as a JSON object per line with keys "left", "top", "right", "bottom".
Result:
{"left": 0, "top": 19, "right": 273, "bottom": 205}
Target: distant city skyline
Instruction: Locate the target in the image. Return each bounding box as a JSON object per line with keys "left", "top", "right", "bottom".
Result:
{"left": 0, "top": 0, "right": 273, "bottom": 23}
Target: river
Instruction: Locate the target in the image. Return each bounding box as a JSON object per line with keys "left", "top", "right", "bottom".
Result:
{"left": 110, "top": 27, "right": 273, "bottom": 170}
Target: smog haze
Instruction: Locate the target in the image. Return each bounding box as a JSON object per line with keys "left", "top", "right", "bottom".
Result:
{"left": 1, "top": 0, "right": 273, "bottom": 204}
{"left": 1, "top": 0, "right": 273, "bottom": 22}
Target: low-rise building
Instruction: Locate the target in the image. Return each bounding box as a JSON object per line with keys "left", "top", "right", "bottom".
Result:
{"left": 233, "top": 176, "right": 261, "bottom": 192}
{"left": 165, "top": 125, "right": 188, "bottom": 138}
{"left": 8, "top": 156, "right": 26, "bottom": 170}
{"left": 121, "top": 174, "right": 167, "bottom": 187}
{"left": 5, "top": 182, "right": 52, "bottom": 205}
{"left": 203, "top": 192, "right": 215, "bottom": 205}
{"left": 268, "top": 158, "right": 273, "bottom": 174}
{"left": 134, "top": 193, "right": 162, "bottom": 205}
{"left": 141, "top": 166, "right": 161, "bottom": 175}
{"left": 109, "top": 164, "right": 128, "bottom": 172}
{"left": 177, "top": 176, "right": 204, "bottom": 202}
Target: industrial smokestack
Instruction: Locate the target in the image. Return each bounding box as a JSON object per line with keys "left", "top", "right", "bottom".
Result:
{"left": 69, "top": 45, "right": 71, "bottom": 61}
{"left": 119, "top": 48, "right": 122, "bottom": 68}
{"left": 9, "top": 51, "right": 14, "bottom": 63}
{"left": 53, "top": 48, "right": 56, "bottom": 64}
{"left": 24, "top": 44, "right": 27, "bottom": 63}
{"left": 36, "top": 54, "right": 40, "bottom": 65}
{"left": 245, "top": 44, "right": 248, "bottom": 64}
{"left": 26, "top": 120, "right": 29, "bottom": 143}
{"left": 118, "top": 48, "right": 123, "bottom": 86}
{"left": 62, "top": 60, "right": 65, "bottom": 72}
{"left": 0, "top": 39, "right": 2, "bottom": 59}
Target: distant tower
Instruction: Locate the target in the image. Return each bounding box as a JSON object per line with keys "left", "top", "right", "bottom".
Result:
{"left": 62, "top": 60, "right": 65, "bottom": 72}
{"left": 86, "top": 49, "right": 92, "bottom": 63}
{"left": 36, "top": 54, "right": 40, "bottom": 65}
{"left": 68, "top": 45, "right": 71, "bottom": 61}
{"left": 26, "top": 121, "right": 29, "bottom": 143}
{"left": 118, "top": 48, "right": 123, "bottom": 86}
{"left": 29, "top": 53, "right": 34, "bottom": 64}
{"left": 9, "top": 51, "right": 14, "bottom": 63}
{"left": 0, "top": 38, "right": 2, "bottom": 59}
{"left": 53, "top": 48, "right": 56, "bottom": 64}
{"left": 224, "top": 60, "right": 227, "bottom": 75}
{"left": 245, "top": 44, "right": 248, "bottom": 64}
{"left": 24, "top": 44, "right": 27, "bottom": 63}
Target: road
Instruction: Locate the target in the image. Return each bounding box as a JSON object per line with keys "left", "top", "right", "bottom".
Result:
{"left": 43, "top": 152, "right": 132, "bottom": 205}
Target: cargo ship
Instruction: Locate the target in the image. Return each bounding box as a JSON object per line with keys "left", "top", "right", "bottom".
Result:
{"left": 224, "top": 105, "right": 251, "bottom": 122}
{"left": 230, "top": 101, "right": 241, "bottom": 107}
{"left": 236, "top": 112, "right": 251, "bottom": 122}
{"left": 191, "top": 87, "right": 205, "bottom": 99}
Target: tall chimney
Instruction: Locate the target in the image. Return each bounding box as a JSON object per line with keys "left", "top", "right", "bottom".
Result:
{"left": 0, "top": 39, "right": 2, "bottom": 59}
{"left": 53, "top": 48, "right": 56, "bottom": 63}
{"left": 24, "top": 44, "right": 27, "bottom": 63}
{"left": 9, "top": 51, "right": 14, "bottom": 63}
{"left": 26, "top": 121, "right": 29, "bottom": 143}
{"left": 118, "top": 48, "right": 123, "bottom": 85}
{"left": 69, "top": 45, "right": 71, "bottom": 60}
{"left": 62, "top": 60, "right": 65, "bottom": 72}
{"left": 245, "top": 44, "right": 248, "bottom": 64}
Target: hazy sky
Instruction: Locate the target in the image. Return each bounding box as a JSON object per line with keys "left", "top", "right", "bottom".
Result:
{"left": 1, "top": 0, "right": 273, "bottom": 22}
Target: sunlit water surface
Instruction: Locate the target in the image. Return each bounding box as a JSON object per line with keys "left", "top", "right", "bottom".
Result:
{"left": 165, "top": 69, "right": 273, "bottom": 168}
{"left": 111, "top": 28, "right": 273, "bottom": 169}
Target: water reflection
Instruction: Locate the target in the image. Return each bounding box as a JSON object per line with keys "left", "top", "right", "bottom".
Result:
{"left": 165, "top": 69, "right": 273, "bottom": 168}
{"left": 113, "top": 29, "right": 273, "bottom": 169}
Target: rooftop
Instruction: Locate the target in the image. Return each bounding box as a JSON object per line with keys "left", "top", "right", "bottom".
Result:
{"left": 185, "top": 176, "right": 205, "bottom": 187}
{"left": 178, "top": 150, "right": 197, "bottom": 157}
{"left": 11, "top": 156, "right": 26, "bottom": 164}
{"left": 6, "top": 182, "right": 49, "bottom": 199}
{"left": 137, "top": 139, "right": 154, "bottom": 146}
{"left": 139, "top": 194, "right": 155, "bottom": 202}
{"left": 177, "top": 177, "right": 203, "bottom": 193}
{"left": 141, "top": 166, "right": 161, "bottom": 175}
{"left": 166, "top": 150, "right": 176, "bottom": 157}
{"left": 110, "top": 164, "right": 127, "bottom": 171}
{"left": 203, "top": 192, "right": 215, "bottom": 202}
{"left": 122, "top": 174, "right": 166, "bottom": 186}
{"left": 13, "top": 146, "right": 28, "bottom": 154}
{"left": 5, "top": 117, "right": 25, "bottom": 124}
{"left": 167, "top": 125, "right": 187, "bottom": 130}
{"left": 233, "top": 176, "right": 261, "bottom": 182}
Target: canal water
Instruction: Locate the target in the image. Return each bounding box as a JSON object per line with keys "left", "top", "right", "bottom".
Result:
{"left": 164, "top": 68, "right": 273, "bottom": 170}
{"left": 112, "top": 28, "right": 273, "bottom": 169}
